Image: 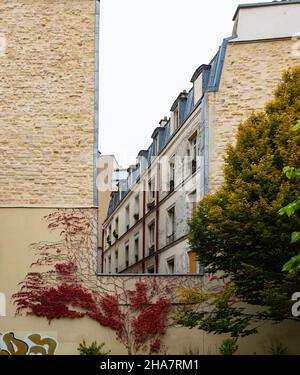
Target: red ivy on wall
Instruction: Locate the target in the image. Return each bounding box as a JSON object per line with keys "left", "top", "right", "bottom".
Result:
{"left": 13, "top": 209, "right": 173, "bottom": 354}
{"left": 90, "top": 279, "right": 172, "bottom": 354}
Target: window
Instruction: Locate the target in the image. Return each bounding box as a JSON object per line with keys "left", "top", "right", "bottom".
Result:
{"left": 125, "top": 205, "right": 130, "bottom": 231}
{"left": 115, "top": 249, "right": 118, "bottom": 273}
{"left": 114, "top": 217, "right": 119, "bottom": 239}
{"left": 147, "top": 178, "right": 155, "bottom": 210}
{"left": 134, "top": 194, "right": 140, "bottom": 221}
{"left": 167, "top": 257, "right": 175, "bottom": 274}
{"left": 148, "top": 178, "right": 155, "bottom": 202}
{"left": 174, "top": 108, "right": 179, "bottom": 129}
{"left": 187, "top": 190, "right": 197, "bottom": 217}
{"left": 149, "top": 223, "right": 155, "bottom": 246}
{"left": 167, "top": 206, "right": 175, "bottom": 243}
{"left": 186, "top": 147, "right": 191, "bottom": 177}
{"left": 134, "top": 237, "right": 139, "bottom": 263}
{"left": 153, "top": 136, "right": 159, "bottom": 155}
{"left": 147, "top": 266, "right": 155, "bottom": 274}
{"left": 108, "top": 255, "right": 111, "bottom": 274}
{"left": 125, "top": 243, "right": 129, "bottom": 269}
{"left": 181, "top": 157, "right": 185, "bottom": 183}
{"left": 189, "top": 133, "right": 197, "bottom": 175}
{"left": 188, "top": 251, "right": 204, "bottom": 275}
{"left": 107, "top": 225, "right": 112, "bottom": 247}
{"left": 148, "top": 222, "right": 155, "bottom": 255}
{"left": 187, "top": 147, "right": 191, "bottom": 158}
{"left": 192, "top": 137, "right": 197, "bottom": 161}
{"left": 169, "top": 160, "right": 175, "bottom": 192}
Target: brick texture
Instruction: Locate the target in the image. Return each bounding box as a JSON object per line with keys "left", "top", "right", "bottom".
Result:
{"left": 0, "top": 0, "right": 96, "bottom": 206}
{"left": 208, "top": 39, "right": 300, "bottom": 192}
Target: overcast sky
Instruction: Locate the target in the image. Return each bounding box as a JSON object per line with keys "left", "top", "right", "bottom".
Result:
{"left": 99, "top": 0, "right": 259, "bottom": 167}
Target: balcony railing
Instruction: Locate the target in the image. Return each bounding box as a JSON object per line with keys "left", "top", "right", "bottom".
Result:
{"left": 147, "top": 200, "right": 155, "bottom": 210}
{"left": 148, "top": 245, "right": 155, "bottom": 256}
{"left": 167, "top": 233, "right": 175, "bottom": 244}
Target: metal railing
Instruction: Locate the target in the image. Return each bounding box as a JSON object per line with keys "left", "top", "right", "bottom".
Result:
{"left": 148, "top": 245, "right": 155, "bottom": 256}
{"left": 167, "top": 233, "right": 175, "bottom": 244}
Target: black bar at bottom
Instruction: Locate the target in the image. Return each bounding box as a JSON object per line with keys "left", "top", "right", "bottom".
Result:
{"left": 0, "top": 355, "right": 299, "bottom": 373}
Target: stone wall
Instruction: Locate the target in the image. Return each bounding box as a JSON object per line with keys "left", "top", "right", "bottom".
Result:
{"left": 0, "top": 0, "right": 96, "bottom": 207}
{"left": 208, "top": 38, "right": 299, "bottom": 192}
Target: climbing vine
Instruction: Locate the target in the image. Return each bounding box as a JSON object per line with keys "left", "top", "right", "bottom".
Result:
{"left": 13, "top": 209, "right": 201, "bottom": 354}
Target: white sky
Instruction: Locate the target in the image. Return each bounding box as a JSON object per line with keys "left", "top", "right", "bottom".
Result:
{"left": 99, "top": 0, "right": 260, "bottom": 167}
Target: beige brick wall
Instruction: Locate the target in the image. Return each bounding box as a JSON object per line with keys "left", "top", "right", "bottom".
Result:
{"left": 0, "top": 0, "right": 96, "bottom": 206}
{"left": 208, "top": 38, "right": 299, "bottom": 192}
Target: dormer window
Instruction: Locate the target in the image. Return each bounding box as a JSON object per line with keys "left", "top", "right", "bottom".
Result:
{"left": 151, "top": 127, "right": 164, "bottom": 156}
{"left": 137, "top": 150, "right": 148, "bottom": 173}
{"left": 173, "top": 108, "right": 179, "bottom": 130}
{"left": 170, "top": 91, "right": 188, "bottom": 134}
{"left": 190, "top": 65, "right": 210, "bottom": 104}
{"left": 170, "top": 105, "right": 179, "bottom": 134}
{"left": 153, "top": 136, "right": 159, "bottom": 156}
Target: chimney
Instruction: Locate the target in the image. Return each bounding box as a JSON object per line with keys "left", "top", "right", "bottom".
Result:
{"left": 232, "top": 1, "right": 300, "bottom": 41}
{"left": 159, "top": 116, "right": 168, "bottom": 127}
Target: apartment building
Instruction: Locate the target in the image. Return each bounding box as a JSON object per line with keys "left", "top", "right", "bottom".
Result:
{"left": 100, "top": 0, "right": 300, "bottom": 275}
{"left": 101, "top": 66, "right": 210, "bottom": 274}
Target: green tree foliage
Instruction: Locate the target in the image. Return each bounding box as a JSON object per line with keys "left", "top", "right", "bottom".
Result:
{"left": 181, "top": 66, "right": 300, "bottom": 335}
{"left": 77, "top": 340, "right": 111, "bottom": 355}
{"left": 279, "top": 120, "right": 300, "bottom": 272}
{"left": 219, "top": 338, "right": 239, "bottom": 355}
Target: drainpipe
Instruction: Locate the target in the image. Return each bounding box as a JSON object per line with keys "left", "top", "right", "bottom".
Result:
{"left": 202, "top": 92, "right": 209, "bottom": 195}
{"left": 93, "top": 0, "right": 100, "bottom": 207}
{"left": 101, "top": 228, "right": 104, "bottom": 273}
{"left": 142, "top": 180, "right": 146, "bottom": 273}
{"left": 155, "top": 163, "right": 160, "bottom": 273}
